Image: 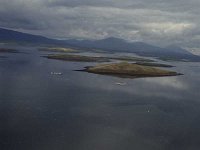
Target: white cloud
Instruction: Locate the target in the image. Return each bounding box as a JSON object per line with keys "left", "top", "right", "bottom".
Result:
{"left": 144, "top": 22, "right": 195, "bottom": 35}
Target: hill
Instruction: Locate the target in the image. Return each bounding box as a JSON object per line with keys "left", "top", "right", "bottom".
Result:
{"left": 0, "top": 28, "right": 64, "bottom": 45}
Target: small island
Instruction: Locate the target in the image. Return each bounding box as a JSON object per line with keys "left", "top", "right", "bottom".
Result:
{"left": 44, "top": 54, "right": 110, "bottom": 62}
{"left": 81, "top": 62, "right": 181, "bottom": 78}
{"left": 43, "top": 54, "right": 155, "bottom": 63}
{"left": 108, "top": 56, "right": 154, "bottom": 62}
{"left": 39, "top": 47, "right": 78, "bottom": 53}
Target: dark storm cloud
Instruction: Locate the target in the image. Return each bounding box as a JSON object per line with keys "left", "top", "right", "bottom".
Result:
{"left": 0, "top": 0, "right": 200, "bottom": 51}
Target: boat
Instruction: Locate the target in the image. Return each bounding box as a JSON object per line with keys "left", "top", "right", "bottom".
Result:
{"left": 51, "top": 72, "right": 62, "bottom": 75}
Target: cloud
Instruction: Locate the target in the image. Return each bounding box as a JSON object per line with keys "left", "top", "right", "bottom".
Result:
{"left": 143, "top": 22, "right": 194, "bottom": 34}
{"left": 0, "top": 0, "right": 200, "bottom": 49}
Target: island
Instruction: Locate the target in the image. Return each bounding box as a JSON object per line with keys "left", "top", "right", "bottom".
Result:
{"left": 39, "top": 47, "right": 78, "bottom": 53}
{"left": 43, "top": 54, "right": 155, "bottom": 63}
{"left": 43, "top": 54, "right": 110, "bottom": 62}
{"left": 80, "top": 62, "right": 181, "bottom": 78}
{"left": 108, "top": 56, "right": 154, "bottom": 62}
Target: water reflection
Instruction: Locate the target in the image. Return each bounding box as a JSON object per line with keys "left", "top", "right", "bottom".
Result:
{"left": 0, "top": 45, "right": 200, "bottom": 150}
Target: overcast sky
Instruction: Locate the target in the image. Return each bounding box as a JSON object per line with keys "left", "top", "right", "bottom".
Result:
{"left": 0, "top": 0, "right": 200, "bottom": 50}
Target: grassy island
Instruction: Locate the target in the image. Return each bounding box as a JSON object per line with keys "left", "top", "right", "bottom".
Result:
{"left": 39, "top": 47, "right": 78, "bottom": 53}
{"left": 82, "top": 62, "right": 181, "bottom": 78}
{"left": 134, "top": 62, "right": 174, "bottom": 67}
{"left": 44, "top": 54, "right": 110, "bottom": 62}
{"left": 44, "top": 54, "right": 155, "bottom": 63}
{"left": 108, "top": 56, "right": 154, "bottom": 62}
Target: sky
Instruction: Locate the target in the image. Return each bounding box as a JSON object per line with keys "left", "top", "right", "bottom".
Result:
{"left": 0, "top": 0, "right": 200, "bottom": 52}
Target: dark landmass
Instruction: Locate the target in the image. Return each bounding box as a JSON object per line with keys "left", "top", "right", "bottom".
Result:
{"left": 0, "top": 48, "right": 18, "bottom": 53}
{"left": 43, "top": 54, "right": 110, "bottom": 62}
{"left": 81, "top": 62, "right": 181, "bottom": 78}
{"left": 135, "top": 62, "right": 174, "bottom": 67}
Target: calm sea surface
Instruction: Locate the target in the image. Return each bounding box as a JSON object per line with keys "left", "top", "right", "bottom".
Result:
{"left": 0, "top": 45, "right": 200, "bottom": 150}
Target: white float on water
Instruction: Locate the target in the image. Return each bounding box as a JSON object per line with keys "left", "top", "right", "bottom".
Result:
{"left": 115, "top": 82, "right": 127, "bottom": 86}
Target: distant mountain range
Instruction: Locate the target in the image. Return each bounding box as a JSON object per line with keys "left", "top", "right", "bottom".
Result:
{"left": 64, "top": 37, "right": 194, "bottom": 57}
{"left": 0, "top": 28, "right": 64, "bottom": 45}
{"left": 0, "top": 27, "right": 200, "bottom": 61}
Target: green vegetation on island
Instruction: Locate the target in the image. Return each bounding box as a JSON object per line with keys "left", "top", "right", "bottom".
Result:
{"left": 39, "top": 47, "right": 78, "bottom": 53}
{"left": 108, "top": 56, "right": 154, "bottom": 62}
{"left": 44, "top": 53, "right": 154, "bottom": 63}
{"left": 158, "top": 56, "right": 200, "bottom": 62}
{"left": 81, "top": 62, "right": 181, "bottom": 78}
{"left": 44, "top": 54, "right": 110, "bottom": 62}
{"left": 134, "top": 62, "right": 174, "bottom": 67}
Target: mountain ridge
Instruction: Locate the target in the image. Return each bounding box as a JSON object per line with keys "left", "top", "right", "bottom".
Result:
{"left": 0, "top": 27, "right": 200, "bottom": 61}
